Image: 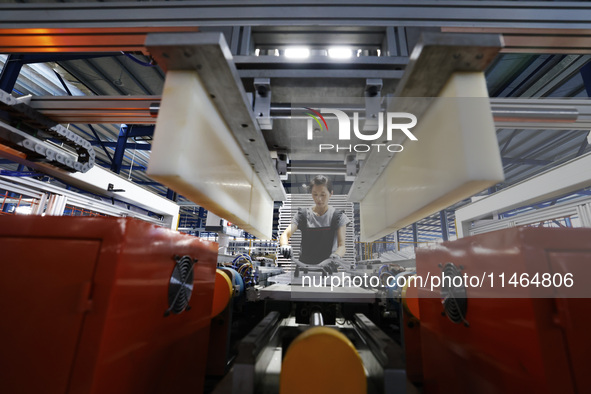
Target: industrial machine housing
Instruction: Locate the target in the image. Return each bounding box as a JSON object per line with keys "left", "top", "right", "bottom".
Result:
{"left": 0, "top": 216, "right": 217, "bottom": 394}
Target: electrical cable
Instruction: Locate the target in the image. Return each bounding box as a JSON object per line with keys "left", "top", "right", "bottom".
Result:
{"left": 127, "top": 145, "right": 137, "bottom": 180}
{"left": 121, "top": 52, "right": 156, "bottom": 67}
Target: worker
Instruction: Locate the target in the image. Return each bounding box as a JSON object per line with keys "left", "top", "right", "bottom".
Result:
{"left": 279, "top": 175, "right": 350, "bottom": 269}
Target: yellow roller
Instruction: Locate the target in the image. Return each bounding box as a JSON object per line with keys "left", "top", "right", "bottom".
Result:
{"left": 211, "top": 269, "right": 233, "bottom": 318}
{"left": 280, "top": 327, "right": 367, "bottom": 394}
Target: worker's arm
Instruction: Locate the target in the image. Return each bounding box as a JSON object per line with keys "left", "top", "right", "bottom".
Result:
{"left": 279, "top": 223, "right": 298, "bottom": 259}
{"left": 279, "top": 223, "right": 297, "bottom": 246}
{"left": 333, "top": 225, "right": 347, "bottom": 257}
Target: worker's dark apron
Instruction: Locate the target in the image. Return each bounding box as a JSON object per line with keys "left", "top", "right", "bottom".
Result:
{"left": 298, "top": 208, "right": 343, "bottom": 265}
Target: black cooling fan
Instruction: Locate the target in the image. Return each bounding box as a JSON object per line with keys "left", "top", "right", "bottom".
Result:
{"left": 165, "top": 255, "right": 196, "bottom": 316}
{"left": 440, "top": 262, "right": 469, "bottom": 326}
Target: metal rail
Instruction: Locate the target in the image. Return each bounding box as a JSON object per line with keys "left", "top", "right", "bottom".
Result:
{"left": 28, "top": 95, "right": 591, "bottom": 129}
{"left": 1, "top": 2, "right": 591, "bottom": 30}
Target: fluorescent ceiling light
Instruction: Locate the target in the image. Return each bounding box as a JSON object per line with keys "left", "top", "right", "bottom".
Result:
{"left": 284, "top": 47, "right": 310, "bottom": 59}
{"left": 328, "top": 47, "right": 353, "bottom": 59}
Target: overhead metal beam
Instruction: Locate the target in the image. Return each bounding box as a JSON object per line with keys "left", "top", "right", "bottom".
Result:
{"left": 502, "top": 129, "right": 584, "bottom": 177}
{"left": 443, "top": 27, "right": 591, "bottom": 54}
{"left": 29, "top": 95, "right": 159, "bottom": 124}
{"left": 0, "top": 27, "right": 199, "bottom": 53}
{"left": 238, "top": 69, "right": 404, "bottom": 79}
{"left": 455, "top": 152, "right": 591, "bottom": 237}
{"left": 520, "top": 55, "right": 590, "bottom": 98}
{"left": 119, "top": 165, "right": 147, "bottom": 171}
{"left": 1, "top": 2, "right": 591, "bottom": 29}
{"left": 19, "top": 53, "right": 118, "bottom": 64}
{"left": 502, "top": 157, "right": 552, "bottom": 166}
{"left": 89, "top": 141, "right": 151, "bottom": 151}
{"left": 29, "top": 96, "right": 591, "bottom": 129}
{"left": 233, "top": 55, "right": 409, "bottom": 68}
{"left": 126, "top": 125, "right": 154, "bottom": 138}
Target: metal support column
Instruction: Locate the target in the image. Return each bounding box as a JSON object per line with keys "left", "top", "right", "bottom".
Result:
{"left": 239, "top": 26, "right": 253, "bottom": 56}
{"left": 166, "top": 188, "right": 177, "bottom": 202}
{"left": 575, "top": 137, "right": 588, "bottom": 157}
{"left": 111, "top": 124, "right": 130, "bottom": 174}
{"left": 229, "top": 26, "right": 241, "bottom": 55}
{"left": 88, "top": 125, "right": 114, "bottom": 163}
{"left": 127, "top": 125, "right": 154, "bottom": 138}
{"left": 574, "top": 63, "right": 590, "bottom": 157}
{"left": 440, "top": 210, "right": 449, "bottom": 241}
{"left": 0, "top": 54, "right": 23, "bottom": 93}
{"left": 382, "top": 27, "right": 398, "bottom": 56}
{"left": 580, "top": 61, "right": 591, "bottom": 97}
{"left": 412, "top": 223, "right": 418, "bottom": 247}
{"left": 53, "top": 69, "right": 73, "bottom": 96}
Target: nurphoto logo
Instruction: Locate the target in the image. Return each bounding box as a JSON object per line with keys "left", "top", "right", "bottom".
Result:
{"left": 305, "top": 108, "right": 418, "bottom": 152}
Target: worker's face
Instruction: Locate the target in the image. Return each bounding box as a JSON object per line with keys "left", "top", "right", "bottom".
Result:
{"left": 311, "top": 184, "right": 332, "bottom": 208}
